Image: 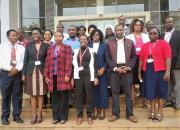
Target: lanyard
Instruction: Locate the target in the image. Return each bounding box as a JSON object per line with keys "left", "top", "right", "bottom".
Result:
{"left": 79, "top": 48, "right": 88, "bottom": 66}
{"left": 149, "top": 43, "right": 156, "bottom": 56}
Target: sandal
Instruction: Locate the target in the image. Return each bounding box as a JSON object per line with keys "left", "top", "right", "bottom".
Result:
{"left": 155, "top": 113, "right": 163, "bottom": 122}
{"left": 87, "top": 117, "right": 93, "bottom": 125}
{"left": 30, "top": 115, "right": 37, "bottom": 124}
{"left": 99, "top": 109, "right": 105, "bottom": 120}
{"left": 148, "top": 113, "right": 155, "bottom": 120}
{"left": 76, "top": 118, "right": 83, "bottom": 125}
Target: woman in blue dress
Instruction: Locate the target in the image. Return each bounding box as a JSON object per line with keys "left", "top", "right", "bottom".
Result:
{"left": 88, "top": 29, "right": 108, "bottom": 120}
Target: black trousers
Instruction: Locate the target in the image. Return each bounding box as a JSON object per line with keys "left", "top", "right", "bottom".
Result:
{"left": 0, "top": 70, "right": 23, "bottom": 121}
{"left": 75, "top": 70, "right": 93, "bottom": 118}
{"left": 110, "top": 72, "right": 133, "bottom": 118}
{"left": 51, "top": 75, "right": 69, "bottom": 121}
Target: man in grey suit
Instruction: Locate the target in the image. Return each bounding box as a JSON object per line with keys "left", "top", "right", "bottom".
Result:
{"left": 106, "top": 24, "right": 138, "bottom": 123}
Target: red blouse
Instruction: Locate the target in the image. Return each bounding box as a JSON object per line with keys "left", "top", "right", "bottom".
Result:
{"left": 139, "top": 40, "right": 171, "bottom": 72}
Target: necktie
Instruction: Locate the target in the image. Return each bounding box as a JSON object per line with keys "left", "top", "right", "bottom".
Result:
{"left": 10, "top": 45, "right": 16, "bottom": 67}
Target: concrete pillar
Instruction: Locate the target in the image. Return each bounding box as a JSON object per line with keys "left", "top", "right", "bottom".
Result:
{"left": 1, "top": 0, "right": 10, "bottom": 43}
{"left": 0, "top": 0, "right": 19, "bottom": 43}
{"left": 45, "top": 0, "right": 54, "bottom": 30}
{"left": 96, "top": 0, "right": 104, "bottom": 16}
{"left": 9, "top": 0, "right": 19, "bottom": 29}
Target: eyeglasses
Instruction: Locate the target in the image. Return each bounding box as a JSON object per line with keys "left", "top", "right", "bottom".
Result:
{"left": 149, "top": 32, "right": 158, "bottom": 35}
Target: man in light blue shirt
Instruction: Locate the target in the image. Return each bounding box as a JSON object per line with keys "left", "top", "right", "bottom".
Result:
{"left": 64, "top": 25, "right": 80, "bottom": 107}
{"left": 64, "top": 25, "right": 80, "bottom": 53}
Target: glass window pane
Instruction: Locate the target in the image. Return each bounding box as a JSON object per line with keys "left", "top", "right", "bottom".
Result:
{"left": 104, "top": 0, "right": 117, "bottom": 14}
{"left": 45, "top": 17, "right": 54, "bottom": 30}
{"left": 22, "top": 0, "right": 45, "bottom": 18}
{"left": 85, "top": 0, "right": 97, "bottom": 15}
{"left": 22, "top": 18, "right": 45, "bottom": 31}
{"left": 169, "top": 0, "right": 180, "bottom": 11}
{"left": 61, "top": 21, "right": 85, "bottom": 33}
{"left": 117, "top": 0, "right": 144, "bottom": 12}
{"left": 55, "top": 0, "right": 85, "bottom": 16}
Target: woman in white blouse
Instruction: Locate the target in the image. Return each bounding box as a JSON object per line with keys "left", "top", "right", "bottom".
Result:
{"left": 126, "top": 19, "right": 149, "bottom": 107}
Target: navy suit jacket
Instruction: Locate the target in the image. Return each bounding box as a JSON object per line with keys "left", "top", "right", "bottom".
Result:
{"left": 88, "top": 42, "right": 107, "bottom": 70}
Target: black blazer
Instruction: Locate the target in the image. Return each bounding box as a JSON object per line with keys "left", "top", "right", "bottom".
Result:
{"left": 162, "top": 29, "right": 180, "bottom": 68}
{"left": 22, "top": 41, "right": 49, "bottom": 75}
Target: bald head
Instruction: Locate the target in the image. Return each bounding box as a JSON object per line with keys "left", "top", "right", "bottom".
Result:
{"left": 118, "top": 15, "right": 126, "bottom": 26}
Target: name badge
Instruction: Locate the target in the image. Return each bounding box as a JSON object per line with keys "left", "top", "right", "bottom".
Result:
{"left": 35, "top": 61, "right": 41, "bottom": 65}
{"left": 147, "top": 59, "right": 154, "bottom": 63}
{"left": 136, "top": 48, "right": 141, "bottom": 51}
{"left": 12, "top": 60, "right": 17, "bottom": 64}
{"left": 78, "top": 66, "right": 84, "bottom": 71}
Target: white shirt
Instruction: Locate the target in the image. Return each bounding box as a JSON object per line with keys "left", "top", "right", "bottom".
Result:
{"left": 164, "top": 28, "right": 175, "bottom": 43}
{"left": 126, "top": 33, "right": 150, "bottom": 45}
{"left": 117, "top": 38, "right": 126, "bottom": 64}
{"left": 0, "top": 42, "right": 25, "bottom": 71}
{"left": 93, "top": 42, "right": 100, "bottom": 53}
{"left": 73, "top": 47, "right": 95, "bottom": 81}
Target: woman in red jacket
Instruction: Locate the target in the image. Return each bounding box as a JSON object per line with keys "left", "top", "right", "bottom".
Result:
{"left": 138, "top": 27, "right": 171, "bottom": 122}
{"left": 44, "top": 31, "right": 72, "bottom": 124}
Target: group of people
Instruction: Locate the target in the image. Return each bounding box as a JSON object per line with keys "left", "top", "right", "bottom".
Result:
{"left": 0, "top": 15, "right": 180, "bottom": 126}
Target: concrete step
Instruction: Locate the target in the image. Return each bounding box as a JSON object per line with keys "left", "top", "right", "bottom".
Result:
{"left": 0, "top": 110, "right": 179, "bottom": 130}
{"left": 0, "top": 93, "right": 180, "bottom": 129}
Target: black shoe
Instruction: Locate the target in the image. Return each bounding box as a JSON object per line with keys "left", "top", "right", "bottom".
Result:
{"left": 13, "top": 117, "right": 24, "bottom": 123}
{"left": 52, "top": 120, "right": 59, "bottom": 124}
{"left": 163, "top": 102, "right": 173, "bottom": 107}
{"left": 2, "top": 120, "right": 9, "bottom": 125}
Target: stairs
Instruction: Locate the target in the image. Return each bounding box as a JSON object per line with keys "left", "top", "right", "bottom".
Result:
{"left": 0, "top": 94, "right": 179, "bottom": 130}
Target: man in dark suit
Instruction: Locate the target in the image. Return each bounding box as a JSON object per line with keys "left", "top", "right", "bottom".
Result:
{"left": 106, "top": 24, "right": 138, "bottom": 123}
{"left": 162, "top": 16, "right": 180, "bottom": 109}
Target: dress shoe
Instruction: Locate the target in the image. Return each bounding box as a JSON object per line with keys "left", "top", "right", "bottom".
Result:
{"left": 30, "top": 116, "right": 37, "bottom": 124}
{"left": 13, "top": 117, "right": 24, "bottom": 123}
{"left": 52, "top": 120, "right": 59, "bottom": 124}
{"left": 37, "top": 117, "right": 43, "bottom": 124}
{"left": 108, "top": 115, "right": 119, "bottom": 122}
{"left": 127, "top": 116, "right": 138, "bottom": 123}
{"left": 163, "top": 101, "right": 173, "bottom": 107}
{"left": 59, "top": 120, "right": 66, "bottom": 124}
{"left": 2, "top": 120, "right": 9, "bottom": 125}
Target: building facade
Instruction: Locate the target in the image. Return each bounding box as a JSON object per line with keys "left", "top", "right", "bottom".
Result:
{"left": 0, "top": 0, "right": 180, "bottom": 43}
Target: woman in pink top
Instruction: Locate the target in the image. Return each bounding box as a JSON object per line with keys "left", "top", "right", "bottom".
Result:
{"left": 126, "top": 19, "right": 149, "bottom": 107}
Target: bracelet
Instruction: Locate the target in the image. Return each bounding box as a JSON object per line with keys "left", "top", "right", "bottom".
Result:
{"left": 165, "top": 70, "right": 170, "bottom": 74}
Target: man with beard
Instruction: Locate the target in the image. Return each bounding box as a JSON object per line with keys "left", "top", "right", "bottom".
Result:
{"left": 162, "top": 16, "right": 180, "bottom": 109}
